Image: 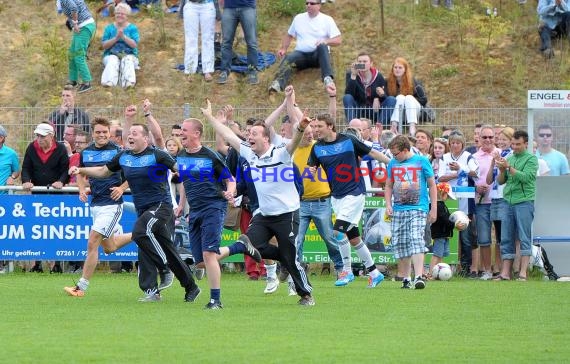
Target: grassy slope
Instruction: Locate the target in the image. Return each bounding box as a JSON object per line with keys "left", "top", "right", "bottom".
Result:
{"left": 2, "top": 273, "right": 570, "bottom": 362}
{"left": 1, "top": 0, "right": 570, "bottom": 112}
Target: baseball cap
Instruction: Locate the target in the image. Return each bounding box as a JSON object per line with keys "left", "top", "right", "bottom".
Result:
{"left": 34, "top": 123, "right": 55, "bottom": 136}
{"left": 0, "top": 125, "right": 6, "bottom": 137}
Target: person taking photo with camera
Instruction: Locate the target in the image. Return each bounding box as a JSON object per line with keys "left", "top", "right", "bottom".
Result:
{"left": 342, "top": 52, "right": 387, "bottom": 125}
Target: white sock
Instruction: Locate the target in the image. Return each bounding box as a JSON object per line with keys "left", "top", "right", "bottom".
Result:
{"left": 266, "top": 263, "right": 277, "bottom": 280}
{"left": 354, "top": 241, "right": 377, "bottom": 273}
{"left": 77, "top": 277, "right": 89, "bottom": 291}
{"left": 336, "top": 235, "right": 352, "bottom": 272}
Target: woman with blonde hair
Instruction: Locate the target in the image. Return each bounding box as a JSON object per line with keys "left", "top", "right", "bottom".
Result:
{"left": 376, "top": 57, "right": 427, "bottom": 136}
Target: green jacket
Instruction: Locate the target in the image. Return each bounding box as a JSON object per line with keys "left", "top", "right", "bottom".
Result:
{"left": 503, "top": 150, "right": 538, "bottom": 205}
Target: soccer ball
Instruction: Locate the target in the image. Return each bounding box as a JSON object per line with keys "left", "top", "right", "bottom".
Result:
{"left": 449, "top": 211, "right": 469, "bottom": 231}
{"left": 432, "top": 263, "right": 453, "bottom": 281}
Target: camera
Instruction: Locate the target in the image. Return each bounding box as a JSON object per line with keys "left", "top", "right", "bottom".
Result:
{"left": 354, "top": 63, "right": 366, "bottom": 70}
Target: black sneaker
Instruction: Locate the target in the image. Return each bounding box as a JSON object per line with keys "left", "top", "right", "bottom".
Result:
{"left": 238, "top": 234, "right": 262, "bottom": 263}
{"left": 184, "top": 285, "right": 201, "bottom": 302}
{"left": 50, "top": 264, "right": 63, "bottom": 274}
{"left": 414, "top": 276, "right": 426, "bottom": 289}
{"left": 401, "top": 279, "right": 412, "bottom": 289}
{"left": 468, "top": 271, "right": 478, "bottom": 279}
{"left": 204, "top": 299, "right": 223, "bottom": 310}
{"left": 298, "top": 295, "right": 315, "bottom": 306}
{"left": 66, "top": 80, "right": 78, "bottom": 87}
{"left": 77, "top": 83, "right": 92, "bottom": 93}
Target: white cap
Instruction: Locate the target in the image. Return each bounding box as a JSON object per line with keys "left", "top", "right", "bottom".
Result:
{"left": 34, "top": 123, "right": 55, "bottom": 136}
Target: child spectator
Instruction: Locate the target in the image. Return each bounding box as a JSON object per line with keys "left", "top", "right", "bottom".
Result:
{"left": 428, "top": 182, "right": 456, "bottom": 279}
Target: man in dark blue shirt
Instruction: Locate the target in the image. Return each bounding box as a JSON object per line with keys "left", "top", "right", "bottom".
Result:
{"left": 71, "top": 123, "right": 201, "bottom": 303}
{"left": 178, "top": 118, "right": 261, "bottom": 309}
{"left": 308, "top": 113, "right": 390, "bottom": 288}
{"left": 65, "top": 117, "right": 127, "bottom": 297}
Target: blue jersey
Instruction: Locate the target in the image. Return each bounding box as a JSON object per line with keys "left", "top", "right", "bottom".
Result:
{"left": 107, "top": 146, "right": 174, "bottom": 216}
{"left": 308, "top": 133, "right": 372, "bottom": 198}
{"left": 177, "top": 147, "right": 230, "bottom": 211}
{"left": 80, "top": 142, "right": 123, "bottom": 206}
{"left": 387, "top": 154, "right": 434, "bottom": 213}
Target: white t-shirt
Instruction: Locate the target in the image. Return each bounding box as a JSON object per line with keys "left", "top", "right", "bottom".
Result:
{"left": 439, "top": 151, "right": 479, "bottom": 213}
{"left": 537, "top": 158, "right": 550, "bottom": 176}
{"left": 288, "top": 12, "right": 341, "bottom": 53}
{"left": 240, "top": 142, "right": 300, "bottom": 216}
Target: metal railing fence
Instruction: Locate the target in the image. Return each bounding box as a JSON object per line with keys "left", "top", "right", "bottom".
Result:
{"left": 1, "top": 105, "right": 569, "bottom": 159}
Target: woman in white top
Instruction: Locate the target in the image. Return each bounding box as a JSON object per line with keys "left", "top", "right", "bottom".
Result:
{"left": 438, "top": 130, "right": 479, "bottom": 276}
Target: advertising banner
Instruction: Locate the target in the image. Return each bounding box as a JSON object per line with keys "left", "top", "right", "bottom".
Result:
{"left": 1, "top": 195, "right": 458, "bottom": 264}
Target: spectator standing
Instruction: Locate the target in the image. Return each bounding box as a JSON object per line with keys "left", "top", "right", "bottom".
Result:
{"left": 431, "top": 137, "right": 449, "bottom": 182}
{"left": 378, "top": 57, "right": 427, "bottom": 136}
{"left": 109, "top": 122, "right": 124, "bottom": 147}
{"left": 384, "top": 135, "right": 437, "bottom": 289}
{"left": 537, "top": 0, "right": 570, "bottom": 58}
{"left": 22, "top": 123, "right": 70, "bottom": 273}
{"left": 0, "top": 125, "right": 21, "bottom": 194}
{"left": 486, "top": 127, "right": 514, "bottom": 277}
{"left": 342, "top": 52, "right": 387, "bottom": 125}
{"left": 472, "top": 125, "right": 501, "bottom": 280}
{"left": 171, "top": 124, "right": 183, "bottom": 138}
{"left": 428, "top": 182, "right": 455, "bottom": 278}
{"left": 183, "top": 0, "right": 216, "bottom": 81}
{"left": 495, "top": 130, "right": 538, "bottom": 281}
{"left": 101, "top": 3, "right": 140, "bottom": 88}
{"left": 217, "top": 0, "right": 260, "bottom": 85}
{"left": 67, "top": 130, "right": 90, "bottom": 186}
{"left": 60, "top": 0, "right": 96, "bottom": 93}
{"left": 438, "top": 130, "right": 479, "bottom": 277}
{"left": 48, "top": 85, "right": 90, "bottom": 141}
{"left": 535, "top": 123, "right": 569, "bottom": 176}
{"left": 268, "top": 1, "right": 341, "bottom": 93}
{"left": 0, "top": 125, "right": 19, "bottom": 274}
{"left": 64, "top": 117, "right": 128, "bottom": 297}
{"left": 63, "top": 125, "right": 78, "bottom": 156}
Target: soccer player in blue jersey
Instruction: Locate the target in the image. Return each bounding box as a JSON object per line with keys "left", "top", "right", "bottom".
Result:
{"left": 65, "top": 117, "right": 129, "bottom": 297}
{"left": 178, "top": 117, "right": 261, "bottom": 309}
{"left": 308, "top": 113, "right": 390, "bottom": 288}
{"left": 70, "top": 123, "right": 202, "bottom": 303}
{"left": 384, "top": 135, "right": 437, "bottom": 289}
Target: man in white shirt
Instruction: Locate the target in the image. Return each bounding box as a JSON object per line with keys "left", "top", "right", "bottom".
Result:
{"left": 200, "top": 88, "right": 316, "bottom": 306}
{"left": 269, "top": 1, "right": 341, "bottom": 93}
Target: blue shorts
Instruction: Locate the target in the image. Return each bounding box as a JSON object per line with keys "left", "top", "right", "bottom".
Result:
{"left": 432, "top": 238, "right": 450, "bottom": 258}
{"left": 188, "top": 206, "right": 226, "bottom": 264}
{"left": 391, "top": 210, "right": 427, "bottom": 259}
{"left": 490, "top": 198, "right": 508, "bottom": 221}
